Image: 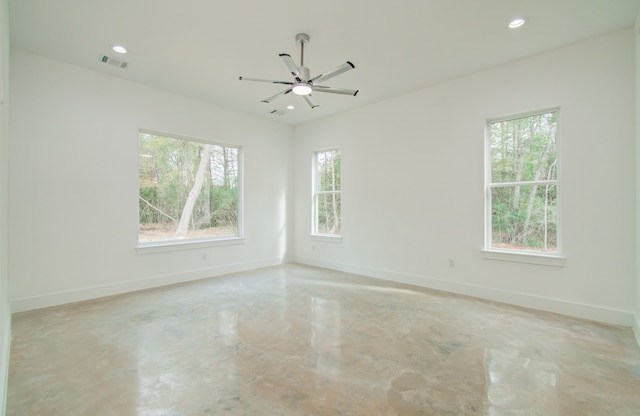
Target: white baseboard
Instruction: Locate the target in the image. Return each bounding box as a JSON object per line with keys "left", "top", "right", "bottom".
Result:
{"left": 295, "top": 256, "right": 635, "bottom": 328}
{"left": 1, "top": 305, "right": 10, "bottom": 416}
{"left": 11, "top": 257, "right": 284, "bottom": 313}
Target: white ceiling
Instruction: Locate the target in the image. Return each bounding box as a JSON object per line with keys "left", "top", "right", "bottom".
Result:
{"left": 9, "top": 0, "right": 640, "bottom": 125}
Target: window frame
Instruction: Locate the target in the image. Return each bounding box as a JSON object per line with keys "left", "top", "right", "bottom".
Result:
{"left": 483, "top": 108, "right": 565, "bottom": 265}
{"left": 312, "top": 147, "right": 342, "bottom": 238}
{"left": 137, "top": 128, "right": 244, "bottom": 252}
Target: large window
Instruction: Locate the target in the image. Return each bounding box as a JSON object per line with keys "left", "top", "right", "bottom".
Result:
{"left": 313, "top": 149, "right": 341, "bottom": 236}
{"left": 486, "top": 109, "right": 559, "bottom": 254}
{"left": 138, "top": 131, "right": 241, "bottom": 244}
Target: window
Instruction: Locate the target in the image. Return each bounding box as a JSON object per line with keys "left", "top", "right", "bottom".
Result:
{"left": 313, "top": 149, "right": 341, "bottom": 236}
{"left": 138, "top": 130, "right": 241, "bottom": 244}
{"left": 485, "top": 109, "right": 559, "bottom": 254}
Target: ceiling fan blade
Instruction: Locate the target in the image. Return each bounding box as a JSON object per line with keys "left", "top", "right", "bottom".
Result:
{"left": 312, "top": 86, "right": 359, "bottom": 96}
{"left": 279, "top": 53, "right": 302, "bottom": 81}
{"left": 303, "top": 95, "right": 319, "bottom": 109}
{"left": 311, "top": 61, "right": 355, "bottom": 84}
{"left": 261, "top": 87, "right": 292, "bottom": 104}
{"left": 239, "top": 76, "right": 293, "bottom": 85}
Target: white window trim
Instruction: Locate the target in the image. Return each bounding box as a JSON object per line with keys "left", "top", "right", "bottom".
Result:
{"left": 481, "top": 249, "right": 566, "bottom": 267}
{"left": 137, "top": 237, "right": 245, "bottom": 254}
{"left": 137, "top": 129, "right": 244, "bottom": 250}
{"left": 484, "top": 108, "right": 562, "bottom": 263}
{"left": 310, "top": 234, "right": 343, "bottom": 243}
{"left": 312, "top": 147, "right": 341, "bottom": 237}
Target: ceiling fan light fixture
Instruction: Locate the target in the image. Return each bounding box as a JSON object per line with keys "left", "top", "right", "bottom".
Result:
{"left": 292, "top": 82, "right": 312, "bottom": 95}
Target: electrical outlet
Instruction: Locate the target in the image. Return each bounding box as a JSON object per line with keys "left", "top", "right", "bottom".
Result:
{"left": 448, "top": 259, "right": 455, "bottom": 268}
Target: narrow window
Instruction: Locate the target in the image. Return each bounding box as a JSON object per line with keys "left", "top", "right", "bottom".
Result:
{"left": 313, "top": 149, "right": 341, "bottom": 236}
{"left": 138, "top": 131, "right": 242, "bottom": 244}
{"left": 486, "top": 110, "right": 559, "bottom": 253}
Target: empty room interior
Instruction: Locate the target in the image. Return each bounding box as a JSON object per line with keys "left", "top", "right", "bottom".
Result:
{"left": 2, "top": 0, "right": 640, "bottom": 415}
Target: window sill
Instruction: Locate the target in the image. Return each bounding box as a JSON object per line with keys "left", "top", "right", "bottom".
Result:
{"left": 137, "top": 237, "right": 245, "bottom": 254}
{"left": 481, "top": 249, "right": 566, "bottom": 267}
{"left": 311, "top": 234, "right": 342, "bottom": 244}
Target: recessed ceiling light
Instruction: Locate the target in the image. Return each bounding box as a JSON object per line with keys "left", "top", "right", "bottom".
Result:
{"left": 112, "top": 45, "right": 127, "bottom": 54}
{"left": 508, "top": 18, "right": 525, "bottom": 29}
{"left": 286, "top": 105, "right": 295, "bottom": 110}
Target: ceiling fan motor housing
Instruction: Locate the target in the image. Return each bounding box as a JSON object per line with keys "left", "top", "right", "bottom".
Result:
{"left": 297, "top": 66, "right": 310, "bottom": 82}
{"left": 295, "top": 33, "right": 310, "bottom": 45}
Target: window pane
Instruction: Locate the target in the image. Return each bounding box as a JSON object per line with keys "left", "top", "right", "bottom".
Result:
{"left": 317, "top": 150, "right": 340, "bottom": 192}
{"left": 491, "top": 185, "right": 557, "bottom": 252}
{"left": 139, "top": 133, "right": 240, "bottom": 243}
{"left": 490, "top": 111, "right": 558, "bottom": 183}
{"left": 316, "top": 192, "right": 341, "bottom": 234}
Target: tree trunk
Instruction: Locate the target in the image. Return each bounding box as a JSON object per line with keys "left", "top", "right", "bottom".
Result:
{"left": 510, "top": 122, "right": 525, "bottom": 243}
{"left": 223, "top": 147, "right": 230, "bottom": 188}
{"left": 174, "top": 144, "right": 214, "bottom": 239}
{"left": 542, "top": 158, "right": 557, "bottom": 250}
{"left": 520, "top": 123, "right": 556, "bottom": 244}
{"left": 329, "top": 155, "right": 339, "bottom": 233}
{"left": 203, "top": 154, "right": 212, "bottom": 225}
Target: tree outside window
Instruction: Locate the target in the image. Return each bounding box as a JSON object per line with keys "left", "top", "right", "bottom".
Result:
{"left": 486, "top": 110, "right": 559, "bottom": 253}
{"left": 314, "top": 149, "right": 341, "bottom": 235}
{"left": 138, "top": 131, "right": 241, "bottom": 243}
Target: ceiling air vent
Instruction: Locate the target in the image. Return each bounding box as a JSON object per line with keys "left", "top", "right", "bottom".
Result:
{"left": 270, "top": 109, "right": 285, "bottom": 116}
{"left": 100, "top": 55, "right": 128, "bottom": 69}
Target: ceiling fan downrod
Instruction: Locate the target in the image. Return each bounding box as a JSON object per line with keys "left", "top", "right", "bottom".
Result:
{"left": 296, "top": 33, "right": 310, "bottom": 67}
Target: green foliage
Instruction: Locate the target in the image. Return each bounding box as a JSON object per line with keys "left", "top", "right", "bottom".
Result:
{"left": 317, "top": 150, "right": 340, "bottom": 191}
{"left": 202, "top": 185, "right": 238, "bottom": 228}
{"left": 317, "top": 193, "right": 341, "bottom": 234}
{"left": 139, "top": 186, "right": 161, "bottom": 223}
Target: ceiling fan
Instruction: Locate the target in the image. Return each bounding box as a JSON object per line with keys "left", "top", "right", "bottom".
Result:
{"left": 239, "top": 33, "right": 358, "bottom": 109}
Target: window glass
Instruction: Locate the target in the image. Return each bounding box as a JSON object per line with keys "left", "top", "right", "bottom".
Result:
{"left": 490, "top": 112, "right": 558, "bottom": 183}
{"left": 487, "top": 110, "right": 558, "bottom": 253}
{"left": 314, "top": 149, "right": 341, "bottom": 235}
{"left": 317, "top": 150, "right": 341, "bottom": 192}
{"left": 139, "top": 131, "right": 241, "bottom": 243}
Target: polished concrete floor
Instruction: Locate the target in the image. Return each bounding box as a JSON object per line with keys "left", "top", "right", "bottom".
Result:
{"left": 7, "top": 264, "right": 640, "bottom": 415}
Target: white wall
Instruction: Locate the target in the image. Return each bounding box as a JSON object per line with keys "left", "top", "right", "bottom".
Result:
{"left": 0, "top": 0, "right": 9, "bottom": 412}
{"left": 9, "top": 50, "right": 294, "bottom": 311}
{"left": 635, "top": 15, "right": 640, "bottom": 344}
{"left": 294, "top": 29, "right": 636, "bottom": 327}
{"left": 6, "top": 25, "right": 637, "bottom": 333}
